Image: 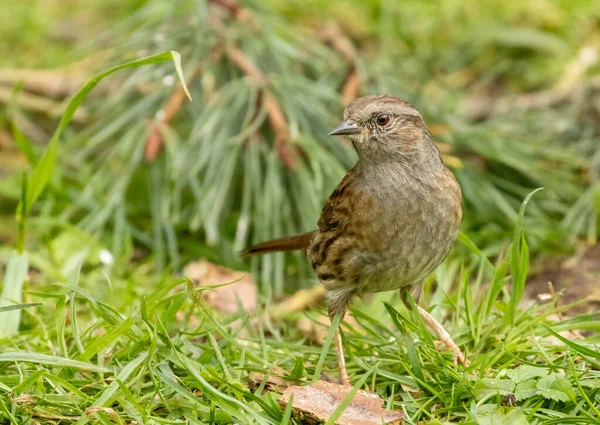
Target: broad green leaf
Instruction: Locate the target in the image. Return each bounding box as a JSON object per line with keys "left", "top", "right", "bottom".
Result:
{"left": 579, "top": 379, "right": 600, "bottom": 388}
{"left": 477, "top": 408, "right": 529, "bottom": 425}
{"left": 514, "top": 379, "right": 538, "bottom": 401}
{"left": 536, "top": 373, "right": 576, "bottom": 402}
{"left": 506, "top": 365, "right": 548, "bottom": 383}
{"left": 474, "top": 378, "right": 514, "bottom": 401}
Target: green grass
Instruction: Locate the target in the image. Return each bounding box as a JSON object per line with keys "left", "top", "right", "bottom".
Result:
{"left": 2, "top": 229, "right": 600, "bottom": 423}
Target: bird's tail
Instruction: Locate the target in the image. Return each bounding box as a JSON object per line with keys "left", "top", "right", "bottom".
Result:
{"left": 241, "top": 231, "right": 315, "bottom": 256}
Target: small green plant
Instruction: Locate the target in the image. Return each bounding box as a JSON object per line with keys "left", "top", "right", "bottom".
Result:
{"left": 0, "top": 51, "right": 190, "bottom": 338}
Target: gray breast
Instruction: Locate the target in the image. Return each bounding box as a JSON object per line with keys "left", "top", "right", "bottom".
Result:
{"left": 352, "top": 172, "right": 460, "bottom": 295}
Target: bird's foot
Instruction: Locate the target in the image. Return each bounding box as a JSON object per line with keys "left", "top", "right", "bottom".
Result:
{"left": 339, "top": 374, "right": 352, "bottom": 387}
{"left": 434, "top": 339, "right": 469, "bottom": 366}
{"left": 417, "top": 306, "right": 470, "bottom": 367}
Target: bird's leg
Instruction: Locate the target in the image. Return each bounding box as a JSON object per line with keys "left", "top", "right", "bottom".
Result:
{"left": 328, "top": 304, "right": 351, "bottom": 386}
{"left": 401, "top": 290, "right": 468, "bottom": 366}
{"left": 417, "top": 306, "right": 469, "bottom": 366}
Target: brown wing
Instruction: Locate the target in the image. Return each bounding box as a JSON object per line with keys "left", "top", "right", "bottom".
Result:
{"left": 317, "top": 167, "right": 356, "bottom": 234}
{"left": 308, "top": 167, "right": 359, "bottom": 281}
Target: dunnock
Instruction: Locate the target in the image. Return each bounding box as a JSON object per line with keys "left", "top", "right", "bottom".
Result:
{"left": 243, "top": 94, "right": 466, "bottom": 385}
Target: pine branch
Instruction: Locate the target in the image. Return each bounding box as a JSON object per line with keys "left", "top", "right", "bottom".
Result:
{"left": 319, "top": 24, "right": 361, "bottom": 104}
{"left": 226, "top": 47, "right": 297, "bottom": 169}
{"left": 144, "top": 65, "right": 201, "bottom": 161}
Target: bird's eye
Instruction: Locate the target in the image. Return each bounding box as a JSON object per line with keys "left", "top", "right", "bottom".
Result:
{"left": 376, "top": 114, "right": 390, "bottom": 126}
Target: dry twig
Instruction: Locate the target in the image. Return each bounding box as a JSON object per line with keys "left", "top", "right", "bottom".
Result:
{"left": 227, "top": 47, "right": 297, "bottom": 169}
{"left": 209, "top": 0, "right": 253, "bottom": 25}
{"left": 0, "top": 68, "right": 92, "bottom": 98}
{"left": 0, "top": 86, "right": 87, "bottom": 121}
{"left": 144, "top": 65, "right": 201, "bottom": 161}
{"left": 206, "top": 0, "right": 297, "bottom": 168}
{"left": 319, "top": 24, "right": 361, "bottom": 104}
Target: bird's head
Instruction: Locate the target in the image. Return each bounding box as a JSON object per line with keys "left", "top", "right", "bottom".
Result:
{"left": 329, "top": 94, "right": 440, "bottom": 166}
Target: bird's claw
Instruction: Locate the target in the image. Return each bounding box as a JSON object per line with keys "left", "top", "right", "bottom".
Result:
{"left": 434, "top": 340, "right": 470, "bottom": 367}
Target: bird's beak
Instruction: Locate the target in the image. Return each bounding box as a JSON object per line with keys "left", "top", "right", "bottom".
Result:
{"left": 328, "top": 120, "right": 363, "bottom": 136}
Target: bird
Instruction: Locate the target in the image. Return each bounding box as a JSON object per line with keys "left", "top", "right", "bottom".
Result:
{"left": 242, "top": 94, "right": 466, "bottom": 385}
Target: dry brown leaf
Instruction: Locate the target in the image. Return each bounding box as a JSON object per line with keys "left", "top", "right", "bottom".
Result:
{"left": 279, "top": 380, "right": 404, "bottom": 425}
{"left": 183, "top": 259, "right": 257, "bottom": 314}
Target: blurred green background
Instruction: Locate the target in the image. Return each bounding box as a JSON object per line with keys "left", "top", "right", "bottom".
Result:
{"left": 2, "top": 1, "right": 600, "bottom": 423}
{"left": 1, "top": 0, "right": 600, "bottom": 301}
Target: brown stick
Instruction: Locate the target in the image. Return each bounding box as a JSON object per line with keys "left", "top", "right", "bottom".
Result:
{"left": 319, "top": 24, "right": 361, "bottom": 104}
{"left": 209, "top": 0, "right": 241, "bottom": 15}
{"left": 318, "top": 25, "right": 357, "bottom": 62}
{"left": 0, "top": 85, "right": 88, "bottom": 121}
{"left": 226, "top": 47, "right": 265, "bottom": 82}
{"left": 227, "top": 47, "right": 297, "bottom": 169}
{"left": 144, "top": 66, "right": 201, "bottom": 161}
{"left": 208, "top": 0, "right": 254, "bottom": 28}
{"left": 341, "top": 70, "right": 361, "bottom": 105}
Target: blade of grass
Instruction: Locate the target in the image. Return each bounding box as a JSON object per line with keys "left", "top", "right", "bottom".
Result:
{"left": 0, "top": 302, "right": 41, "bottom": 313}
{"left": 13, "top": 369, "right": 45, "bottom": 394}
{"left": 70, "top": 261, "right": 85, "bottom": 354}
{"left": 312, "top": 313, "right": 340, "bottom": 383}
{"left": 0, "top": 352, "right": 110, "bottom": 373}
{"left": 0, "top": 252, "right": 29, "bottom": 337}
{"left": 542, "top": 324, "right": 600, "bottom": 361}
{"left": 506, "top": 188, "right": 543, "bottom": 325}
{"left": 55, "top": 294, "right": 68, "bottom": 357}
{"left": 17, "top": 50, "right": 191, "bottom": 217}
{"left": 75, "top": 352, "right": 148, "bottom": 425}
{"left": 280, "top": 393, "right": 294, "bottom": 425}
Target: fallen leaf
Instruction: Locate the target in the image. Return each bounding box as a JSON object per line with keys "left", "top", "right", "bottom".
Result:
{"left": 279, "top": 380, "right": 404, "bottom": 425}
{"left": 183, "top": 259, "right": 257, "bottom": 314}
